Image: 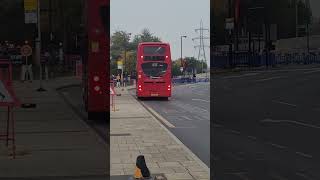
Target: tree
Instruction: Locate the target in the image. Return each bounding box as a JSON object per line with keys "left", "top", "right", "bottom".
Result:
{"left": 131, "top": 28, "right": 161, "bottom": 48}
{"left": 171, "top": 57, "right": 208, "bottom": 77}
{"left": 110, "top": 30, "right": 131, "bottom": 62}
{"left": 110, "top": 29, "right": 162, "bottom": 76}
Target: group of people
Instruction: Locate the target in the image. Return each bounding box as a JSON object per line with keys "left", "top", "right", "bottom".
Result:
{"left": 112, "top": 74, "right": 131, "bottom": 88}
{"left": 0, "top": 40, "right": 63, "bottom": 82}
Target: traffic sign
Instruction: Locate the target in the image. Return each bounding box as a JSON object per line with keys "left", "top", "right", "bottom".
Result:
{"left": 225, "top": 18, "right": 234, "bottom": 30}
{"left": 180, "top": 67, "right": 183, "bottom": 72}
{"left": 24, "top": 0, "right": 37, "bottom": 11}
{"left": 20, "top": 45, "right": 32, "bottom": 57}
{"left": 24, "top": 0, "right": 37, "bottom": 24}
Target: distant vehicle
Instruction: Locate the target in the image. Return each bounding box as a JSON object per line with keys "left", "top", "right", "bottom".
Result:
{"left": 136, "top": 42, "right": 172, "bottom": 99}
{"left": 81, "top": 0, "right": 109, "bottom": 120}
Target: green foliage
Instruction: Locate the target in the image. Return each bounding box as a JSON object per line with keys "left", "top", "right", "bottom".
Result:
{"left": 110, "top": 28, "right": 161, "bottom": 76}
{"left": 171, "top": 57, "right": 208, "bottom": 77}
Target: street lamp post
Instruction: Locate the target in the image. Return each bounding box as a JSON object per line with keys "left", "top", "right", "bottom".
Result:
{"left": 122, "top": 33, "right": 131, "bottom": 89}
{"left": 180, "top": 35, "right": 187, "bottom": 77}
{"left": 36, "top": 0, "right": 46, "bottom": 92}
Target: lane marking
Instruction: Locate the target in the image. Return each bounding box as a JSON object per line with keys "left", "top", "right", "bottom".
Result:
{"left": 228, "top": 129, "right": 241, "bottom": 135}
{"left": 140, "top": 102, "right": 175, "bottom": 128}
{"left": 232, "top": 172, "right": 250, "bottom": 180}
{"left": 255, "top": 76, "right": 284, "bottom": 82}
{"left": 182, "top": 116, "right": 193, "bottom": 121}
{"left": 267, "top": 142, "right": 287, "bottom": 149}
{"left": 261, "top": 119, "right": 320, "bottom": 129}
{"left": 296, "top": 172, "right": 314, "bottom": 180}
{"left": 270, "top": 173, "right": 290, "bottom": 180}
{"left": 295, "top": 151, "right": 313, "bottom": 159}
{"left": 272, "top": 100, "right": 297, "bottom": 107}
{"left": 247, "top": 67, "right": 320, "bottom": 73}
{"left": 213, "top": 123, "right": 223, "bottom": 128}
{"left": 303, "top": 69, "right": 320, "bottom": 74}
{"left": 223, "top": 73, "right": 259, "bottom": 79}
{"left": 192, "top": 98, "right": 210, "bottom": 103}
{"left": 247, "top": 136, "right": 257, "bottom": 140}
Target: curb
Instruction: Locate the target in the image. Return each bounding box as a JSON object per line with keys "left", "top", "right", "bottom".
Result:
{"left": 132, "top": 94, "right": 210, "bottom": 175}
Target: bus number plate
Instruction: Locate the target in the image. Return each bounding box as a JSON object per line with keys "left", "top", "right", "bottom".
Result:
{"left": 151, "top": 93, "right": 159, "bottom": 96}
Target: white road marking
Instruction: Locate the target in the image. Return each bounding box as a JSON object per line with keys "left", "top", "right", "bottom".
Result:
{"left": 295, "top": 151, "right": 313, "bottom": 158}
{"left": 255, "top": 76, "right": 284, "bottom": 82}
{"left": 182, "top": 116, "right": 193, "bottom": 121}
{"left": 261, "top": 119, "right": 320, "bottom": 129}
{"left": 223, "top": 73, "right": 259, "bottom": 79}
{"left": 192, "top": 98, "right": 210, "bottom": 103}
{"left": 228, "top": 129, "right": 241, "bottom": 135}
{"left": 213, "top": 123, "right": 223, "bottom": 128}
{"left": 272, "top": 100, "right": 297, "bottom": 107}
{"left": 247, "top": 136, "right": 257, "bottom": 140}
{"left": 296, "top": 172, "right": 314, "bottom": 180}
{"left": 267, "top": 142, "right": 287, "bottom": 149}
{"left": 232, "top": 172, "right": 250, "bottom": 180}
{"left": 247, "top": 67, "right": 320, "bottom": 73}
{"left": 270, "top": 173, "right": 290, "bottom": 180}
{"left": 303, "top": 69, "right": 320, "bottom": 74}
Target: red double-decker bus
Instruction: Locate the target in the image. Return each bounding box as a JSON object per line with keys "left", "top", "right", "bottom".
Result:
{"left": 136, "top": 42, "right": 172, "bottom": 99}
{"left": 82, "top": 0, "right": 109, "bottom": 120}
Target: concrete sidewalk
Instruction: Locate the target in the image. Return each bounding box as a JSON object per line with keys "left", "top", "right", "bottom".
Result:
{"left": 0, "top": 77, "right": 107, "bottom": 179}
{"left": 110, "top": 87, "right": 210, "bottom": 180}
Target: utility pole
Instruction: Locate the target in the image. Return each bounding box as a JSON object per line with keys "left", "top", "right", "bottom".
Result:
{"left": 180, "top": 35, "right": 187, "bottom": 77}
{"left": 36, "top": 0, "right": 46, "bottom": 91}
{"left": 193, "top": 20, "right": 209, "bottom": 78}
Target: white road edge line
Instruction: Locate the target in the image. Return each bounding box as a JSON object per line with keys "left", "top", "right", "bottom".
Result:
{"left": 255, "top": 76, "right": 284, "bottom": 82}
{"left": 192, "top": 98, "right": 210, "bottom": 103}
{"left": 261, "top": 119, "right": 320, "bottom": 129}
{"left": 140, "top": 101, "right": 175, "bottom": 128}
{"left": 272, "top": 100, "right": 297, "bottom": 107}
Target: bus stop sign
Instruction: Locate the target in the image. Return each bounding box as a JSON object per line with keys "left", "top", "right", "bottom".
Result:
{"left": 20, "top": 45, "right": 32, "bottom": 57}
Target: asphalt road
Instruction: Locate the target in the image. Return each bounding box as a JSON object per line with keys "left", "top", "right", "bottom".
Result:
{"left": 130, "top": 82, "right": 210, "bottom": 167}
{"left": 213, "top": 65, "right": 320, "bottom": 179}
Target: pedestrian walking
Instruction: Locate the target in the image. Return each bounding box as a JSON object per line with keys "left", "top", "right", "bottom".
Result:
{"left": 123, "top": 74, "right": 127, "bottom": 87}
{"left": 43, "top": 49, "right": 50, "bottom": 80}
{"left": 116, "top": 74, "right": 121, "bottom": 88}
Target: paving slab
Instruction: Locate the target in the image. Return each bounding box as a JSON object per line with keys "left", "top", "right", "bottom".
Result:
{"left": 0, "top": 77, "right": 108, "bottom": 179}
{"left": 110, "top": 88, "right": 209, "bottom": 179}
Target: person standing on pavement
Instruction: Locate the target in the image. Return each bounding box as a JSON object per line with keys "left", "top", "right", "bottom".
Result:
{"left": 20, "top": 41, "right": 33, "bottom": 82}
{"left": 116, "top": 74, "right": 120, "bottom": 88}
{"left": 43, "top": 49, "right": 50, "bottom": 81}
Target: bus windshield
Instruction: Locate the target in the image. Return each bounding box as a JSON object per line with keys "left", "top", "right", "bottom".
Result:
{"left": 143, "top": 46, "right": 166, "bottom": 55}
{"left": 141, "top": 62, "right": 168, "bottom": 77}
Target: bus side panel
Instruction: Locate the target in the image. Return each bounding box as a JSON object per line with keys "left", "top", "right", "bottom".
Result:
{"left": 86, "top": 0, "right": 109, "bottom": 113}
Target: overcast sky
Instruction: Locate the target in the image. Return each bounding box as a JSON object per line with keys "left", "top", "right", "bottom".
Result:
{"left": 111, "top": 0, "right": 210, "bottom": 66}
